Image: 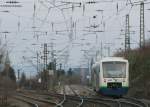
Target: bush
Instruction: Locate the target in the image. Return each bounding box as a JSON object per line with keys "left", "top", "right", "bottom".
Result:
{"left": 115, "top": 45, "right": 150, "bottom": 98}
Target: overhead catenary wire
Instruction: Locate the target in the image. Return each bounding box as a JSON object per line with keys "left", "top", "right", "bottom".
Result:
{"left": 2, "top": 0, "right": 150, "bottom": 71}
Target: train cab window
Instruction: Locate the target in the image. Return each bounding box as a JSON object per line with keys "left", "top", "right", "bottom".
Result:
{"left": 102, "top": 61, "right": 126, "bottom": 78}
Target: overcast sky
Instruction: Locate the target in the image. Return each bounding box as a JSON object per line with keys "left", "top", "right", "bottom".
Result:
{"left": 0, "top": 0, "right": 150, "bottom": 76}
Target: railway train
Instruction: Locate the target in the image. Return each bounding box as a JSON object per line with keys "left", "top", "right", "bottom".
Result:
{"left": 91, "top": 57, "right": 129, "bottom": 96}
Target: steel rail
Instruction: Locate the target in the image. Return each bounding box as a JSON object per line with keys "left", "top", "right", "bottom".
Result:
{"left": 85, "top": 97, "right": 120, "bottom": 107}
{"left": 16, "top": 93, "right": 57, "bottom": 105}
{"left": 119, "top": 100, "right": 143, "bottom": 107}
{"left": 68, "top": 85, "right": 114, "bottom": 107}
{"left": 84, "top": 96, "right": 146, "bottom": 107}
{"left": 83, "top": 99, "right": 112, "bottom": 107}
{"left": 13, "top": 96, "right": 39, "bottom": 107}
{"left": 36, "top": 92, "right": 115, "bottom": 107}
{"left": 19, "top": 89, "right": 149, "bottom": 107}
{"left": 123, "top": 97, "right": 148, "bottom": 107}
{"left": 56, "top": 86, "right": 66, "bottom": 107}
{"left": 69, "top": 85, "right": 84, "bottom": 107}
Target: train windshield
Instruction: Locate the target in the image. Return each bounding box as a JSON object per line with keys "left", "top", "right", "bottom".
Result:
{"left": 102, "top": 61, "right": 126, "bottom": 78}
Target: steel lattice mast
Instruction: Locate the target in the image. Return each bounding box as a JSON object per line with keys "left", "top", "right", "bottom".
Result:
{"left": 140, "top": 2, "right": 145, "bottom": 48}
{"left": 125, "top": 14, "right": 130, "bottom": 51}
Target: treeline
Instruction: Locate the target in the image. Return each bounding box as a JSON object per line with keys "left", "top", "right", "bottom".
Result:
{"left": 18, "top": 67, "right": 81, "bottom": 90}
{"left": 0, "top": 66, "right": 16, "bottom": 90}
{"left": 115, "top": 44, "right": 150, "bottom": 98}
{"left": 46, "top": 63, "right": 81, "bottom": 85}
{"left": 0, "top": 48, "right": 16, "bottom": 92}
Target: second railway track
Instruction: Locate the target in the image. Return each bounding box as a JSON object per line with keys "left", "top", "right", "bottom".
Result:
{"left": 14, "top": 92, "right": 58, "bottom": 107}
{"left": 13, "top": 96, "right": 39, "bottom": 107}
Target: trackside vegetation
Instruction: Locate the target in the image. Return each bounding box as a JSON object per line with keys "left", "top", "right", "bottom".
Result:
{"left": 115, "top": 44, "right": 150, "bottom": 98}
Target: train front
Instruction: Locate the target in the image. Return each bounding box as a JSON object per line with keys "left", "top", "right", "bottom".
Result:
{"left": 100, "top": 59, "right": 129, "bottom": 96}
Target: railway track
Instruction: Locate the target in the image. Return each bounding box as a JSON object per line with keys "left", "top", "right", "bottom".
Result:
{"left": 17, "top": 88, "right": 150, "bottom": 107}
{"left": 122, "top": 97, "right": 149, "bottom": 107}
{"left": 56, "top": 86, "right": 66, "bottom": 107}
{"left": 56, "top": 85, "right": 83, "bottom": 107}
{"left": 13, "top": 96, "right": 39, "bottom": 107}
{"left": 14, "top": 92, "right": 57, "bottom": 107}
{"left": 85, "top": 96, "right": 150, "bottom": 107}
{"left": 69, "top": 85, "right": 84, "bottom": 107}
{"left": 68, "top": 85, "right": 113, "bottom": 107}
{"left": 66, "top": 85, "right": 150, "bottom": 107}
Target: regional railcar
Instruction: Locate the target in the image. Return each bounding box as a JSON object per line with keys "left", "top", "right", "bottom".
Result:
{"left": 91, "top": 57, "right": 129, "bottom": 96}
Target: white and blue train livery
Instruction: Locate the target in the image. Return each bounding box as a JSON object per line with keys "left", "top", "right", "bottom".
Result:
{"left": 91, "top": 57, "right": 129, "bottom": 96}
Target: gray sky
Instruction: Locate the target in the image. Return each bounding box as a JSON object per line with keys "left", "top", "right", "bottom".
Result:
{"left": 0, "top": 0, "right": 150, "bottom": 76}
